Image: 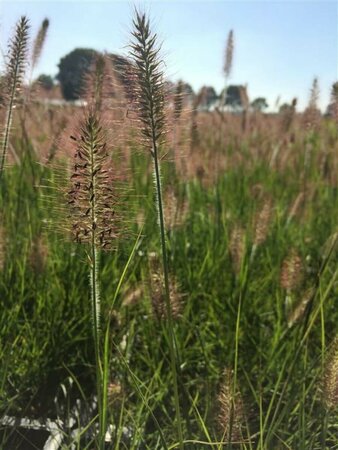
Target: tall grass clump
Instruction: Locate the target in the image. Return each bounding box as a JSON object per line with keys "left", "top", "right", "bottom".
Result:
{"left": 0, "top": 6, "right": 338, "bottom": 450}
{"left": 65, "top": 59, "right": 120, "bottom": 446}
{"left": 0, "top": 16, "right": 29, "bottom": 178}
{"left": 129, "top": 9, "right": 184, "bottom": 449}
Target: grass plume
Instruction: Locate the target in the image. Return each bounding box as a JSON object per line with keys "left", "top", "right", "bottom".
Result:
{"left": 129, "top": 9, "right": 184, "bottom": 448}
{"left": 129, "top": 11, "right": 166, "bottom": 152}
{"left": 67, "top": 113, "right": 119, "bottom": 252}
{"left": 223, "top": 29, "right": 234, "bottom": 79}
{"left": 218, "top": 368, "right": 245, "bottom": 444}
{"left": 67, "top": 109, "right": 119, "bottom": 448}
{"left": 31, "top": 18, "right": 49, "bottom": 70}
{"left": 0, "top": 16, "right": 29, "bottom": 178}
{"left": 149, "top": 252, "right": 183, "bottom": 320}
{"left": 323, "top": 336, "right": 338, "bottom": 411}
{"left": 251, "top": 197, "right": 273, "bottom": 260}
{"left": 287, "top": 286, "right": 315, "bottom": 328}
{"left": 229, "top": 225, "right": 245, "bottom": 276}
{"left": 280, "top": 249, "right": 303, "bottom": 292}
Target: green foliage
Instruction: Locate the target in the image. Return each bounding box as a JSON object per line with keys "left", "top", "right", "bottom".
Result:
{"left": 55, "top": 49, "right": 133, "bottom": 101}
{"left": 196, "top": 85, "right": 218, "bottom": 109}
{"left": 326, "top": 81, "right": 338, "bottom": 117}
{"left": 36, "top": 73, "right": 54, "bottom": 90}
{"left": 251, "top": 96, "right": 269, "bottom": 111}
{"left": 331, "top": 81, "right": 338, "bottom": 99}
{"left": 56, "top": 48, "right": 98, "bottom": 100}
{"left": 220, "top": 84, "right": 248, "bottom": 109}
{"left": 1, "top": 12, "right": 338, "bottom": 450}
{"left": 279, "top": 101, "right": 296, "bottom": 113}
{"left": 0, "top": 120, "right": 337, "bottom": 448}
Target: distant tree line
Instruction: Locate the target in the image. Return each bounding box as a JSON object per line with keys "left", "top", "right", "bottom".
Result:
{"left": 35, "top": 48, "right": 264, "bottom": 110}
{"left": 36, "top": 48, "right": 337, "bottom": 116}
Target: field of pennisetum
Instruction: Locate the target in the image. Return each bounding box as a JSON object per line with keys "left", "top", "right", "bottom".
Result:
{"left": 0, "top": 8, "right": 337, "bottom": 450}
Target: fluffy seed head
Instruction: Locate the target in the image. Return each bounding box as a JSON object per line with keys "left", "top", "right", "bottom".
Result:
{"left": 148, "top": 253, "right": 183, "bottom": 320}
{"left": 323, "top": 336, "right": 338, "bottom": 411}
{"left": 224, "top": 30, "right": 234, "bottom": 79}
{"left": 67, "top": 111, "right": 119, "bottom": 251}
{"left": 32, "top": 18, "right": 49, "bottom": 69}
{"left": 280, "top": 249, "right": 303, "bottom": 291}
{"left": 229, "top": 225, "right": 245, "bottom": 275}
{"left": 287, "top": 286, "right": 315, "bottom": 328}
{"left": 129, "top": 10, "right": 166, "bottom": 151}
{"left": 0, "top": 16, "right": 29, "bottom": 176}
{"left": 218, "top": 368, "right": 245, "bottom": 443}
{"left": 253, "top": 198, "right": 273, "bottom": 246}
{"left": 4, "top": 16, "right": 30, "bottom": 97}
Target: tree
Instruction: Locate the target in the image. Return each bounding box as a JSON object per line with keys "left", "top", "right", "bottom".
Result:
{"left": 251, "top": 97, "right": 268, "bottom": 112}
{"left": 36, "top": 74, "right": 54, "bottom": 90}
{"left": 56, "top": 48, "right": 98, "bottom": 100}
{"left": 326, "top": 81, "right": 338, "bottom": 118}
{"left": 223, "top": 29, "right": 234, "bottom": 79}
{"left": 220, "top": 85, "right": 249, "bottom": 110}
{"left": 332, "top": 81, "right": 338, "bottom": 97}
{"left": 279, "top": 102, "right": 295, "bottom": 113}
{"left": 196, "top": 85, "right": 217, "bottom": 110}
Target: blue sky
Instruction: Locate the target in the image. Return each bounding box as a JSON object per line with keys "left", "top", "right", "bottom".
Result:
{"left": 0, "top": 1, "right": 337, "bottom": 111}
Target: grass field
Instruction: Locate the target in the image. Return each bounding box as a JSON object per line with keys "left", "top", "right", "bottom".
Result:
{"left": 0, "top": 10, "right": 337, "bottom": 450}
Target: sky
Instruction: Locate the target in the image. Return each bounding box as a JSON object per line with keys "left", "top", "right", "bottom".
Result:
{"left": 0, "top": 0, "right": 337, "bottom": 111}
